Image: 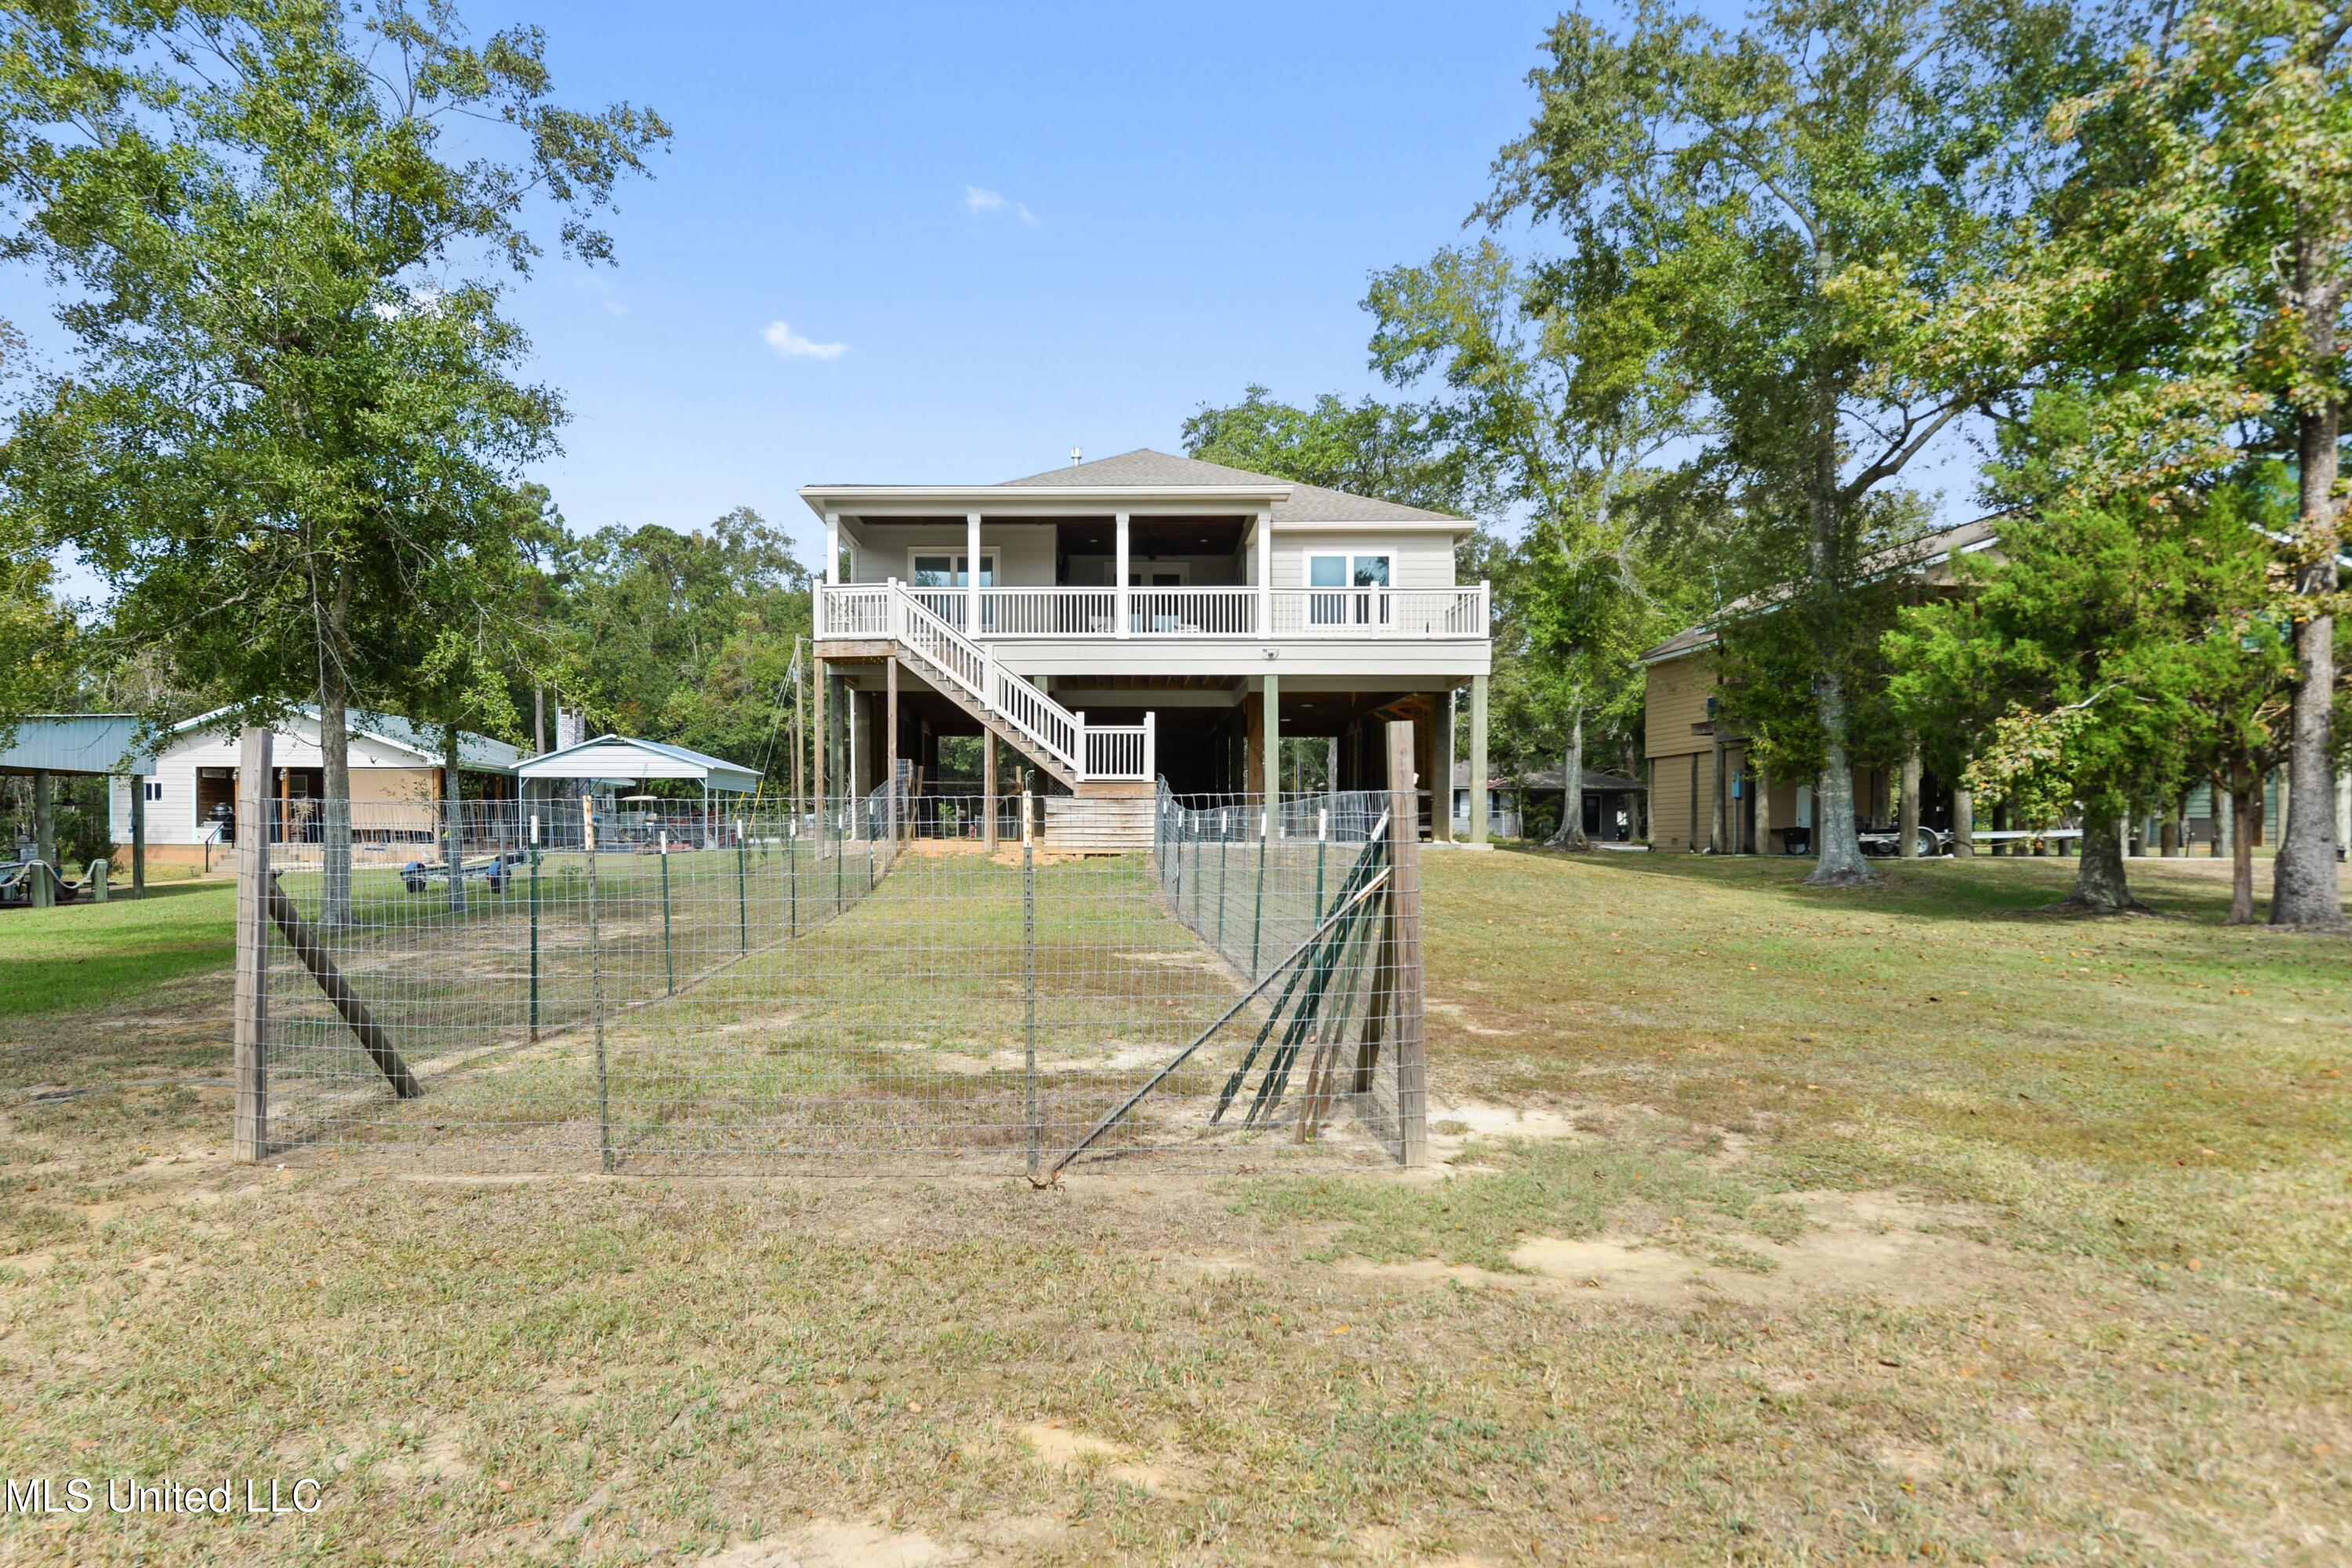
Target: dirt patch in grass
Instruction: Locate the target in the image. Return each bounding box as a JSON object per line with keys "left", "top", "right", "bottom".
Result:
{"left": 702, "top": 1518, "right": 975, "bottom": 1566}
{"left": 1013, "top": 1421, "right": 1191, "bottom": 1498}
{"left": 1507, "top": 1189, "right": 2005, "bottom": 1308}
{"left": 1, "top": 850, "right": 2347, "bottom": 1565}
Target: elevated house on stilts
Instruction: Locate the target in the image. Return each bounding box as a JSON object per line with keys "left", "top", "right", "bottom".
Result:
{"left": 802, "top": 449, "right": 1495, "bottom": 851}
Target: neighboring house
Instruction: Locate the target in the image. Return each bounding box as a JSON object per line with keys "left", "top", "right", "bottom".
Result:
{"left": 1450, "top": 762, "right": 1648, "bottom": 844}
{"left": 110, "top": 706, "right": 523, "bottom": 865}
{"left": 803, "top": 448, "right": 1494, "bottom": 848}
{"left": 1639, "top": 517, "right": 2002, "bottom": 854}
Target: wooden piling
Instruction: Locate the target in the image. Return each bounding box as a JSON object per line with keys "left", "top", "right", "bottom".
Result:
{"left": 1385, "top": 719, "right": 1428, "bottom": 1167}
{"left": 233, "top": 728, "right": 271, "bottom": 1161}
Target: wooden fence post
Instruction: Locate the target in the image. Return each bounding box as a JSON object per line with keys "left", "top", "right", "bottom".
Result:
{"left": 1385, "top": 719, "right": 1428, "bottom": 1168}
{"left": 234, "top": 725, "right": 272, "bottom": 1162}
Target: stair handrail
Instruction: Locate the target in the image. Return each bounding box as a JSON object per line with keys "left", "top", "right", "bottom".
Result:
{"left": 889, "top": 582, "right": 1084, "bottom": 776}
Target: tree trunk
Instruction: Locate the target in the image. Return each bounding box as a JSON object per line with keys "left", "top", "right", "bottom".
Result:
{"left": 1806, "top": 671, "right": 1875, "bottom": 885}
{"left": 1951, "top": 782, "right": 1974, "bottom": 857}
{"left": 1549, "top": 706, "right": 1589, "bottom": 849}
{"left": 318, "top": 659, "right": 354, "bottom": 931}
{"left": 2227, "top": 766, "right": 2258, "bottom": 925}
{"left": 2060, "top": 807, "right": 2144, "bottom": 912}
{"left": 2270, "top": 248, "right": 2344, "bottom": 926}
{"left": 1802, "top": 398, "right": 1874, "bottom": 887}
{"left": 1898, "top": 745, "right": 1922, "bottom": 858}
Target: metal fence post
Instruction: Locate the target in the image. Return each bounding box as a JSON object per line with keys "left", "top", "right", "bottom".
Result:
{"left": 1314, "top": 808, "right": 1328, "bottom": 921}
{"left": 232, "top": 726, "right": 271, "bottom": 1163}
{"left": 1251, "top": 811, "right": 1267, "bottom": 976}
{"left": 736, "top": 818, "right": 749, "bottom": 953}
{"left": 1216, "top": 811, "right": 1229, "bottom": 953}
{"left": 1385, "top": 719, "right": 1428, "bottom": 1167}
{"left": 586, "top": 796, "right": 612, "bottom": 1173}
{"left": 660, "top": 830, "right": 676, "bottom": 995}
{"left": 528, "top": 813, "right": 541, "bottom": 1041}
{"left": 788, "top": 814, "right": 799, "bottom": 936}
{"left": 1023, "top": 811, "right": 1040, "bottom": 1181}
{"left": 1188, "top": 813, "right": 1200, "bottom": 926}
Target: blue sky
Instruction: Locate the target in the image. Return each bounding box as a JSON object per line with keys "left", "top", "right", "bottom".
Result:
{"left": 480, "top": 0, "right": 1582, "bottom": 566}
{"left": 17, "top": 2, "right": 1980, "bottom": 590}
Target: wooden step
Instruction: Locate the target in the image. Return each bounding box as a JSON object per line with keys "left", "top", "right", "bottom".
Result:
{"left": 1043, "top": 796, "right": 1156, "bottom": 855}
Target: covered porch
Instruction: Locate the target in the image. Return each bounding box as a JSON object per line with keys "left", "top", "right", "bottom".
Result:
{"left": 816, "top": 510, "right": 1484, "bottom": 643}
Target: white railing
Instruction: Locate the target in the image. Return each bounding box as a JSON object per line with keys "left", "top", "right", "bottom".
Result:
{"left": 819, "top": 583, "right": 892, "bottom": 638}
{"left": 815, "top": 579, "right": 1487, "bottom": 786}
{"left": 1081, "top": 713, "right": 1154, "bottom": 782}
{"left": 976, "top": 586, "right": 1116, "bottom": 637}
{"left": 909, "top": 587, "right": 967, "bottom": 629}
{"left": 887, "top": 587, "right": 1083, "bottom": 776}
{"left": 988, "top": 659, "right": 1080, "bottom": 774}
{"left": 1128, "top": 586, "right": 1258, "bottom": 636}
{"left": 821, "top": 583, "right": 1487, "bottom": 641}
{"left": 893, "top": 591, "right": 990, "bottom": 706}
{"left": 1265, "top": 586, "right": 1489, "bottom": 637}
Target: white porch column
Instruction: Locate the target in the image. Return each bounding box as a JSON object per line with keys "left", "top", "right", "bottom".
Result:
{"left": 965, "top": 511, "right": 982, "bottom": 632}
{"left": 1114, "top": 511, "right": 1131, "bottom": 639}
{"left": 1254, "top": 509, "right": 1272, "bottom": 634}
{"left": 824, "top": 512, "right": 840, "bottom": 585}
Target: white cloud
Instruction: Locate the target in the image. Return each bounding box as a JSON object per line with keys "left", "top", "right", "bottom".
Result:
{"left": 962, "top": 185, "right": 1039, "bottom": 228}
{"left": 575, "top": 271, "right": 627, "bottom": 318}
{"left": 763, "top": 320, "right": 848, "bottom": 360}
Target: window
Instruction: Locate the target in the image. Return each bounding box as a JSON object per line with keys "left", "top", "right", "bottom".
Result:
{"left": 143, "top": 780, "right": 163, "bottom": 803}
{"left": 907, "top": 550, "right": 998, "bottom": 628}
{"left": 1305, "top": 552, "right": 1392, "bottom": 626}
{"left": 907, "top": 550, "right": 996, "bottom": 588}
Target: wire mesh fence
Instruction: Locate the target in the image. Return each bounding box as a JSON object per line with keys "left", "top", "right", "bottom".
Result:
{"left": 239, "top": 760, "right": 1422, "bottom": 1177}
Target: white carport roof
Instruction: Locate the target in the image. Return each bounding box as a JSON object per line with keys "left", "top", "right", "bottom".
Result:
{"left": 515, "top": 735, "right": 760, "bottom": 795}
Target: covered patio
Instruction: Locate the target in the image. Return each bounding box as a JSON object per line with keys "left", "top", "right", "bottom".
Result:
{"left": 2, "top": 714, "right": 156, "bottom": 905}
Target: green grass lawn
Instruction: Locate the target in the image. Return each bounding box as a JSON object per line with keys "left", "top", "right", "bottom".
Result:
{"left": 0, "top": 880, "right": 234, "bottom": 1020}
{"left": 0, "top": 848, "right": 2344, "bottom": 1566}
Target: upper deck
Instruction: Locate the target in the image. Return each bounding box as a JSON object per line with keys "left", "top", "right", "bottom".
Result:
{"left": 802, "top": 448, "right": 1492, "bottom": 680}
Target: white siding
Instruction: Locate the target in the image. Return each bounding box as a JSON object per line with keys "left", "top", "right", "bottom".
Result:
{"left": 849, "top": 523, "right": 1058, "bottom": 587}
{"left": 1060, "top": 551, "right": 1243, "bottom": 586}
{"left": 111, "top": 718, "right": 433, "bottom": 844}
{"left": 1272, "top": 529, "right": 1457, "bottom": 590}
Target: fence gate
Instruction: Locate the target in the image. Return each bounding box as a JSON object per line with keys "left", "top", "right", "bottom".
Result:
{"left": 231, "top": 724, "right": 1427, "bottom": 1177}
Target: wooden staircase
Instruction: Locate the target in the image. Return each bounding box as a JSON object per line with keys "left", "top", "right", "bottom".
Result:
{"left": 904, "top": 648, "right": 1079, "bottom": 793}
{"left": 832, "top": 583, "right": 1154, "bottom": 798}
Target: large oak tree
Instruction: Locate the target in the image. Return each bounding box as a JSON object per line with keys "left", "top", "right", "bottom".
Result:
{"left": 0, "top": 0, "right": 666, "bottom": 924}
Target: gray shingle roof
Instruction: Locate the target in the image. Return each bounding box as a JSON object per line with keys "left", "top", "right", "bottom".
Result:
{"left": 999, "top": 448, "right": 1465, "bottom": 525}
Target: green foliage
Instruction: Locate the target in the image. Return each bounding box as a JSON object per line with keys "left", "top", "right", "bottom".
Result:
{"left": 1713, "top": 491, "right": 1941, "bottom": 786}
{"left": 0, "top": 0, "right": 668, "bottom": 736}
{"left": 0, "top": 551, "right": 82, "bottom": 740}
{"left": 1885, "top": 459, "right": 2292, "bottom": 827}
{"left": 1479, "top": 0, "right": 2096, "bottom": 875}
{"left": 1179, "top": 385, "right": 1472, "bottom": 518}
{"left": 1363, "top": 240, "right": 1711, "bottom": 776}
{"left": 558, "top": 508, "right": 811, "bottom": 772}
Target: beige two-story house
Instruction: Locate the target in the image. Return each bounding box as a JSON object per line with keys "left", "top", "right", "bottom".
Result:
{"left": 802, "top": 448, "right": 1494, "bottom": 848}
